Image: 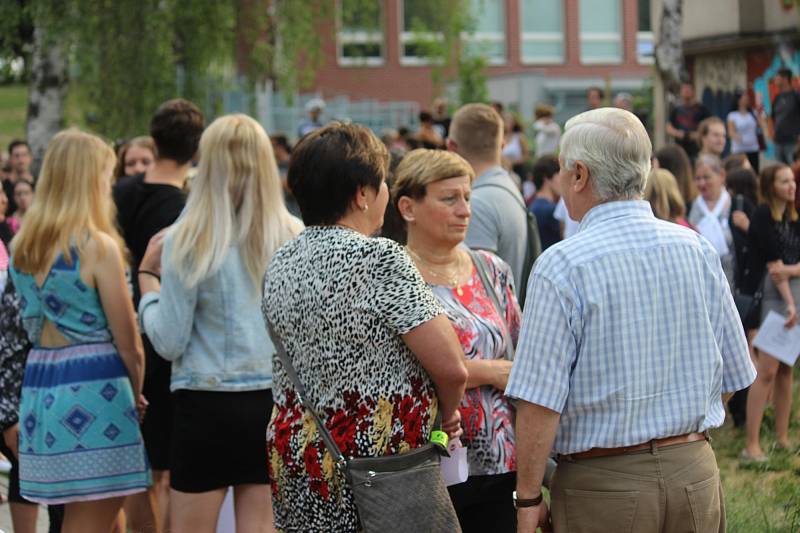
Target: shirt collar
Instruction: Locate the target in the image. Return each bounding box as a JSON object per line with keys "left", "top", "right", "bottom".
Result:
{"left": 475, "top": 166, "right": 507, "bottom": 184}
{"left": 578, "top": 200, "right": 654, "bottom": 232}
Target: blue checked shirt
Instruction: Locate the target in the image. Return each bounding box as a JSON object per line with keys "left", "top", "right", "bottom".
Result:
{"left": 506, "top": 200, "right": 756, "bottom": 454}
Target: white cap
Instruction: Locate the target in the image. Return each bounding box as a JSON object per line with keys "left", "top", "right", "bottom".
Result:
{"left": 305, "top": 98, "right": 326, "bottom": 112}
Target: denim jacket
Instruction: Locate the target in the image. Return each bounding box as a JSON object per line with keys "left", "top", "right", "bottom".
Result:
{"left": 139, "top": 234, "right": 273, "bottom": 392}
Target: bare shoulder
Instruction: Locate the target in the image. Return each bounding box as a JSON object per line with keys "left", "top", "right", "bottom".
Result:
{"left": 81, "top": 232, "right": 125, "bottom": 278}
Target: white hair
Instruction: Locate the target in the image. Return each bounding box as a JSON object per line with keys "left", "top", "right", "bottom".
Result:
{"left": 560, "top": 108, "right": 652, "bottom": 201}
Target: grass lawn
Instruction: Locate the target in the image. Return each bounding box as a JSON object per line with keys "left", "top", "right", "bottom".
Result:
{"left": 713, "top": 368, "right": 800, "bottom": 532}
{"left": 0, "top": 84, "right": 28, "bottom": 151}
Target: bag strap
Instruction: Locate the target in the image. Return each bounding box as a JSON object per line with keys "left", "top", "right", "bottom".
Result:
{"left": 467, "top": 250, "right": 514, "bottom": 361}
{"left": 267, "top": 320, "right": 348, "bottom": 471}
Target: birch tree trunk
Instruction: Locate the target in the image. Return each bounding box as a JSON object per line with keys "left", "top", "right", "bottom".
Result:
{"left": 26, "top": 27, "right": 67, "bottom": 176}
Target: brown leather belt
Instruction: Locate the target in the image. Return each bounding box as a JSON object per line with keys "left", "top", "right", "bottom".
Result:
{"left": 559, "top": 432, "right": 708, "bottom": 461}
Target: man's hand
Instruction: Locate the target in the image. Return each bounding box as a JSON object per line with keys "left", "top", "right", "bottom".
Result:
{"left": 3, "top": 423, "right": 19, "bottom": 458}
{"left": 517, "top": 503, "right": 552, "bottom": 533}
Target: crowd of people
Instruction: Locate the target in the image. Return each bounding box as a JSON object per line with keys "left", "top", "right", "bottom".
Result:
{"left": 0, "top": 68, "right": 796, "bottom": 533}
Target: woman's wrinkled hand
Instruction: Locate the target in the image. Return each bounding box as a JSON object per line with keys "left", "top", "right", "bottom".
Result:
{"left": 441, "top": 410, "right": 463, "bottom": 440}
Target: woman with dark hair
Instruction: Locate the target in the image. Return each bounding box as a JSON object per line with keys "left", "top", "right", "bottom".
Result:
{"left": 262, "top": 123, "right": 467, "bottom": 532}
{"left": 655, "top": 144, "right": 696, "bottom": 208}
{"left": 743, "top": 164, "right": 800, "bottom": 460}
{"left": 727, "top": 90, "right": 763, "bottom": 173}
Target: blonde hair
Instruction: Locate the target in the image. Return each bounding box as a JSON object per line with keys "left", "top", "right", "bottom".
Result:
{"left": 12, "top": 129, "right": 121, "bottom": 273}
{"left": 169, "top": 114, "right": 302, "bottom": 289}
{"left": 391, "top": 149, "right": 474, "bottom": 208}
{"left": 449, "top": 103, "right": 503, "bottom": 161}
{"left": 645, "top": 168, "right": 686, "bottom": 221}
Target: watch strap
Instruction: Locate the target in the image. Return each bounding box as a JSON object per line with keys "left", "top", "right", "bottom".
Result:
{"left": 513, "top": 490, "right": 543, "bottom": 509}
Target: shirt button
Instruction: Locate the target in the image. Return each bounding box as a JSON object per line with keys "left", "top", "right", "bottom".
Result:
{"left": 207, "top": 377, "right": 218, "bottom": 386}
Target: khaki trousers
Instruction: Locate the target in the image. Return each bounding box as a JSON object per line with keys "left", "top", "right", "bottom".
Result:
{"left": 550, "top": 440, "right": 725, "bottom": 533}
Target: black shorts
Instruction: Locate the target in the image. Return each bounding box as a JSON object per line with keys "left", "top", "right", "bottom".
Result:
{"left": 141, "top": 335, "right": 173, "bottom": 471}
{"left": 170, "top": 388, "right": 273, "bottom": 493}
{"left": 0, "top": 437, "right": 30, "bottom": 504}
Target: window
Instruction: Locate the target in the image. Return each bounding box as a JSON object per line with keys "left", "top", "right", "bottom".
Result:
{"left": 401, "top": 0, "right": 444, "bottom": 65}
{"left": 463, "top": 0, "right": 506, "bottom": 65}
{"left": 520, "top": 0, "right": 564, "bottom": 64}
{"left": 636, "top": 0, "right": 654, "bottom": 64}
{"left": 338, "top": 0, "right": 384, "bottom": 66}
{"left": 579, "top": 0, "right": 622, "bottom": 64}
{"left": 401, "top": 0, "right": 505, "bottom": 65}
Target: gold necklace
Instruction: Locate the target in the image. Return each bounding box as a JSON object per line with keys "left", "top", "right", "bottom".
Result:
{"left": 406, "top": 247, "right": 466, "bottom": 295}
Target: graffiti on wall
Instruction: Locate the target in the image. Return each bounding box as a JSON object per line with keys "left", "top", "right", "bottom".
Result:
{"left": 694, "top": 51, "right": 748, "bottom": 118}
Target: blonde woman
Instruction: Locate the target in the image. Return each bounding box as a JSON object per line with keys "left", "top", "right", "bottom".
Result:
{"left": 137, "top": 114, "right": 302, "bottom": 533}
{"left": 9, "top": 129, "right": 150, "bottom": 533}
{"left": 393, "top": 149, "right": 522, "bottom": 532}
{"left": 645, "top": 169, "right": 692, "bottom": 229}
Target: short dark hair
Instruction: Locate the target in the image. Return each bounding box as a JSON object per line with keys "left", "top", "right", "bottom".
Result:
{"left": 419, "top": 111, "right": 434, "bottom": 123}
{"left": 726, "top": 167, "right": 758, "bottom": 205}
{"left": 149, "top": 99, "right": 204, "bottom": 165}
{"left": 532, "top": 155, "right": 560, "bottom": 189}
{"left": 587, "top": 86, "right": 604, "bottom": 99}
{"left": 270, "top": 134, "right": 292, "bottom": 154}
{"left": 8, "top": 139, "right": 29, "bottom": 155}
{"left": 778, "top": 68, "right": 793, "bottom": 82}
{"left": 288, "top": 122, "right": 389, "bottom": 226}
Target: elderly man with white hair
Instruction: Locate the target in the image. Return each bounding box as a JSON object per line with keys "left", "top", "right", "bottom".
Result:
{"left": 507, "top": 108, "right": 756, "bottom": 533}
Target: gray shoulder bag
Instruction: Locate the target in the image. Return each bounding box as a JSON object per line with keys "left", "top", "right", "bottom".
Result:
{"left": 467, "top": 249, "right": 514, "bottom": 361}
{"left": 266, "top": 320, "right": 461, "bottom": 533}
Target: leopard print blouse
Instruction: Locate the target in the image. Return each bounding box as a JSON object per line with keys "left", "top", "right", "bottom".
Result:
{"left": 262, "top": 226, "right": 444, "bottom": 533}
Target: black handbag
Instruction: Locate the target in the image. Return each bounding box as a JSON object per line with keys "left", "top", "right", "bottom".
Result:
{"left": 266, "top": 321, "right": 461, "bottom": 533}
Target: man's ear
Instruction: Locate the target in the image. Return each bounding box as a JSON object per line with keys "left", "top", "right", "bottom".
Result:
{"left": 397, "top": 196, "right": 415, "bottom": 223}
{"left": 574, "top": 161, "right": 591, "bottom": 193}
{"left": 446, "top": 137, "right": 458, "bottom": 153}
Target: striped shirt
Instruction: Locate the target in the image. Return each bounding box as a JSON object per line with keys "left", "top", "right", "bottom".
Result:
{"left": 506, "top": 200, "right": 756, "bottom": 455}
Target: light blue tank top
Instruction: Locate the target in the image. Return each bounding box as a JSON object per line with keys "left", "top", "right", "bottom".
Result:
{"left": 10, "top": 248, "right": 112, "bottom": 347}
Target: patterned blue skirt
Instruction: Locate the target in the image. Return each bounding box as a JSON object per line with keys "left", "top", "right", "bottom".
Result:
{"left": 18, "top": 342, "right": 151, "bottom": 504}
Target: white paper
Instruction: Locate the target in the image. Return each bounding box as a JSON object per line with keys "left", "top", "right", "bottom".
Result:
{"left": 440, "top": 440, "right": 469, "bottom": 486}
{"left": 753, "top": 311, "right": 800, "bottom": 366}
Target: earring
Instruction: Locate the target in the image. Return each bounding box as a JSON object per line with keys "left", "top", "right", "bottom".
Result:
{"left": 362, "top": 204, "right": 368, "bottom": 211}
{"left": 403, "top": 215, "right": 414, "bottom": 222}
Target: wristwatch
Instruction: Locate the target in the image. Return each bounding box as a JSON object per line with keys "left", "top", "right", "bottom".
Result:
{"left": 512, "top": 490, "right": 543, "bottom": 509}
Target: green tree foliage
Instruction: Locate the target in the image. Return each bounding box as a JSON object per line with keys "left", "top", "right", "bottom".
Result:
{"left": 403, "top": 0, "right": 488, "bottom": 104}
{"left": 0, "top": 0, "right": 335, "bottom": 140}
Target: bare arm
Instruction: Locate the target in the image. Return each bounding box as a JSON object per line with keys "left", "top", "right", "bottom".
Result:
{"left": 727, "top": 119, "right": 740, "bottom": 143}
{"left": 464, "top": 359, "right": 512, "bottom": 390}
{"left": 768, "top": 260, "right": 797, "bottom": 327}
{"left": 92, "top": 234, "right": 144, "bottom": 396}
{"left": 665, "top": 122, "right": 684, "bottom": 140}
{"left": 515, "top": 400, "right": 560, "bottom": 533}
{"left": 402, "top": 314, "right": 467, "bottom": 430}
